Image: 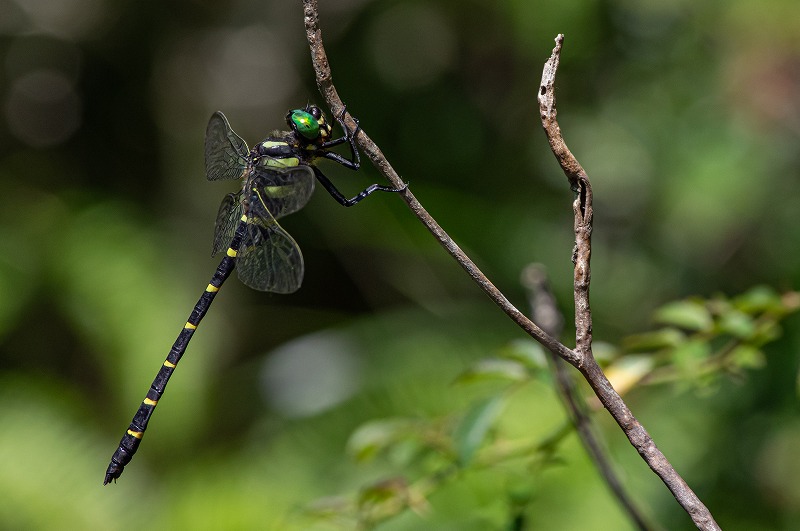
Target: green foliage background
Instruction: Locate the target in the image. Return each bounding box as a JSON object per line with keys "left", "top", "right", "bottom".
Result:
{"left": 1, "top": 0, "right": 799, "bottom": 529}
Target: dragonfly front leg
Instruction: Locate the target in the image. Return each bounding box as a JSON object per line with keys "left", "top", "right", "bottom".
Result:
{"left": 321, "top": 106, "right": 360, "bottom": 170}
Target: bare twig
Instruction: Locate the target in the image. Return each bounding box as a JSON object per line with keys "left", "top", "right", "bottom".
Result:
{"left": 522, "top": 265, "right": 653, "bottom": 531}
{"left": 301, "top": 3, "right": 719, "bottom": 529}
{"left": 538, "top": 35, "right": 720, "bottom": 531}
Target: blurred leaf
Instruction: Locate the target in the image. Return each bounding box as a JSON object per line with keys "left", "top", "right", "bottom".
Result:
{"left": 623, "top": 327, "right": 686, "bottom": 352}
{"left": 728, "top": 345, "right": 765, "bottom": 371}
{"left": 455, "top": 359, "right": 530, "bottom": 385}
{"left": 718, "top": 309, "right": 756, "bottom": 339}
{"left": 359, "top": 477, "right": 409, "bottom": 506}
{"left": 670, "top": 339, "right": 712, "bottom": 376}
{"left": 498, "top": 339, "right": 548, "bottom": 371}
{"left": 733, "top": 285, "right": 784, "bottom": 314}
{"left": 750, "top": 319, "right": 783, "bottom": 346}
{"left": 591, "top": 341, "right": 620, "bottom": 364}
{"left": 453, "top": 395, "right": 506, "bottom": 466}
{"left": 603, "top": 355, "right": 655, "bottom": 396}
{"left": 357, "top": 477, "right": 412, "bottom": 525}
{"left": 654, "top": 300, "right": 713, "bottom": 332}
{"left": 347, "top": 419, "right": 416, "bottom": 462}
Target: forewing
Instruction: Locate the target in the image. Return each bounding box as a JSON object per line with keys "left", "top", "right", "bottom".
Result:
{"left": 250, "top": 165, "right": 315, "bottom": 220}
{"left": 212, "top": 192, "right": 243, "bottom": 256}
{"left": 205, "top": 111, "right": 249, "bottom": 181}
{"left": 236, "top": 188, "right": 304, "bottom": 293}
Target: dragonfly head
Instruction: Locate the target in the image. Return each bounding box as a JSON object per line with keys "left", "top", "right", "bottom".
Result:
{"left": 287, "top": 105, "right": 331, "bottom": 146}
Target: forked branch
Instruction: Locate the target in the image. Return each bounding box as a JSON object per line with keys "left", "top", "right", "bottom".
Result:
{"left": 538, "top": 35, "right": 719, "bottom": 530}
{"left": 301, "top": 2, "right": 719, "bottom": 529}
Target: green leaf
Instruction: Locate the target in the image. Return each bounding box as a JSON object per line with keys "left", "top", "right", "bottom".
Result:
{"left": 751, "top": 320, "right": 782, "bottom": 346}
{"left": 357, "top": 477, "right": 412, "bottom": 524}
{"left": 654, "top": 300, "right": 713, "bottom": 332}
{"left": 454, "top": 395, "right": 506, "bottom": 466}
{"left": 670, "top": 339, "right": 712, "bottom": 375}
{"left": 733, "top": 285, "right": 783, "bottom": 314}
{"left": 347, "top": 419, "right": 415, "bottom": 462}
{"left": 623, "top": 327, "right": 686, "bottom": 352}
{"left": 499, "top": 339, "right": 548, "bottom": 371}
{"left": 455, "top": 359, "right": 529, "bottom": 385}
{"left": 728, "top": 345, "right": 765, "bottom": 370}
{"left": 718, "top": 309, "right": 756, "bottom": 339}
{"left": 358, "top": 477, "right": 409, "bottom": 507}
{"left": 591, "top": 341, "right": 620, "bottom": 364}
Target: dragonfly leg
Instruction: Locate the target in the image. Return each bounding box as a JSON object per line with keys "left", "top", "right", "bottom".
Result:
{"left": 321, "top": 106, "right": 353, "bottom": 148}
{"left": 312, "top": 166, "right": 406, "bottom": 207}
{"left": 320, "top": 105, "right": 360, "bottom": 170}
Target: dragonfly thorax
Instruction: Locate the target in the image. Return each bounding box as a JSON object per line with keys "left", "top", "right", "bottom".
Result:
{"left": 254, "top": 140, "right": 301, "bottom": 168}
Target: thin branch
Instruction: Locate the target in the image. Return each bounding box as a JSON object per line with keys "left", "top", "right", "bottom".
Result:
{"left": 301, "top": 3, "right": 719, "bottom": 529}
{"left": 522, "top": 264, "right": 653, "bottom": 531}
{"left": 538, "top": 35, "right": 720, "bottom": 531}
{"left": 302, "top": 0, "right": 578, "bottom": 367}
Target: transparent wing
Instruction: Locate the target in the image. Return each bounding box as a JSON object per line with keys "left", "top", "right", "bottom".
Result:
{"left": 212, "top": 192, "right": 243, "bottom": 256}
{"left": 205, "top": 111, "right": 249, "bottom": 181}
{"left": 250, "top": 165, "right": 315, "bottom": 220}
{"left": 236, "top": 188, "right": 304, "bottom": 293}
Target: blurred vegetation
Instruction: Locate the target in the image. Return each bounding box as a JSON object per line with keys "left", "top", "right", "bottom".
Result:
{"left": 1, "top": 0, "right": 799, "bottom": 529}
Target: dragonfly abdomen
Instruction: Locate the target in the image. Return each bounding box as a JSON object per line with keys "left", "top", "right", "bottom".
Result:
{"left": 103, "top": 216, "right": 248, "bottom": 484}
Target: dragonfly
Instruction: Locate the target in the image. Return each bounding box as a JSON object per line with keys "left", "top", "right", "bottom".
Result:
{"left": 104, "top": 104, "right": 405, "bottom": 484}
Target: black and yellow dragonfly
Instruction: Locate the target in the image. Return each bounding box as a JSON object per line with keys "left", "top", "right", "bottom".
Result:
{"left": 104, "top": 105, "right": 404, "bottom": 484}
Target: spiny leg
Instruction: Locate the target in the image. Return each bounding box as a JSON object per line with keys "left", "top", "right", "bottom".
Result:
{"left": 312, "top": 166, "right": 406, "bottom": 208}
{"left": 320, "top": 106, "right": 360, "bottom": 170}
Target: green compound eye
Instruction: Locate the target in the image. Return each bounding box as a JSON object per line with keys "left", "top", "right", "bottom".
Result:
{"left": 290, "top": 109, "right": 320, "bottom": 140}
